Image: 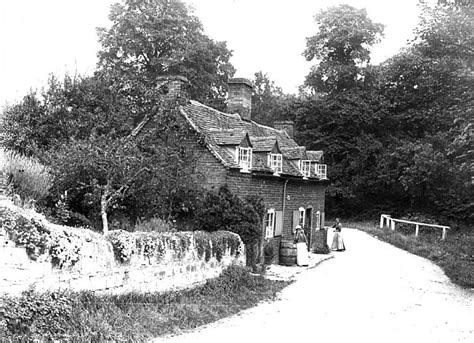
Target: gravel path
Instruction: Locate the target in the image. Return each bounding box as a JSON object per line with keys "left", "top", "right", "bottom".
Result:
{"left": 155, "top": 228, "right": 473, "bottom": 343}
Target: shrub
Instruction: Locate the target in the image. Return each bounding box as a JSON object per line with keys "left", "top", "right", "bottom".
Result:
{"left": 0, "top": 207, "right": 85, "bottom": 268}
{"left": 0, "top": 290, "right": 74, "bottom": 340}
{"left": 0, "top": 147, "right": 53, "bottom": 202}
{"left": 194, "top": 185, "right": 263, "bottom": 266}
{"left": 134, "top": 216, "right": 175, "bottom": 232}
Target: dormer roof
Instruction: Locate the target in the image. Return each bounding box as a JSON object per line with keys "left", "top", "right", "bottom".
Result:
{"left": 251, "top": 136, "right": 280, "bottom": 153}
{"left": 179, "top": 100, "right": 323, "bottom": 178}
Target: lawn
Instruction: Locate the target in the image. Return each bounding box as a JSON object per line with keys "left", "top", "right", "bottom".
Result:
{"left": 345, "top": 219, "right": 474, "bottom": 288}
{"left": 0, "top": 266, "right": 291, "bottom": 342}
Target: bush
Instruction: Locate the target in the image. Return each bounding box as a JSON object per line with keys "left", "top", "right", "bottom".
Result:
{"left": 194, "top": 185, "right": 264, "bottom": 266}
{"left": 0, "top": 265, "right": 290, "bottom": 341}
{"left": 0, "top": 147, "right": 53, "bottom": 202}
{"left": 134, "top": 216, "right": 175, "bottom": 232}
{"left": 0, "top": 290, "right": 74, "bottom": 340}
{"left": 0, "top": 207, "right": 85, "bottom": 268}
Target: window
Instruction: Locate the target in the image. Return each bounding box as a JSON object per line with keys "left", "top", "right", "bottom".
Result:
{"left": 265, "top": 209, "right": 275, "bottom": 238}
{"left": 298, "top": 207, "right": 305, "bottom": 227}
{"left": 300, "top": 160, "right": 311, "bottom": 177}
{"left": 268, "top": 153, "right": 283, "bottom": 174}
{"left": 315, "top": 210, "right": 321, "bottom": 229}
{"left": 238, "top": 147, "right": 252, "bottom": 171}
{"left": 315, "top": 164, "right": 327, "bottom": 179}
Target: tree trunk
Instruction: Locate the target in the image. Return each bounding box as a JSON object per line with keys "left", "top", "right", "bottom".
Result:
{"left": 101, "top": 192, "right": 109, "bottom": 235}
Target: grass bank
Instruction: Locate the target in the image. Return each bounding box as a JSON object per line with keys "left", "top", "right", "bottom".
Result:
{"left": 346, "top": 220, "right": 473, "bottom": 288}
{"left": 0, "top": 266, "right": 291, "bottom": 341}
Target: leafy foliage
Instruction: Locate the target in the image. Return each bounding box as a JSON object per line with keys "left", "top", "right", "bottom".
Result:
{"left": 194, "top": 185, "right": 263, "bottom": 245}
{"left": 0, "top": 290, "right": 74, "bottom": 340}
{"left": 0, "top": 207, "right": 86, "bottom": 268}
{"left": 0, "top": 266, "right": 289, "bottom": 341}
{"left": 251, "top": 71, "right": 294, "bottom": 126}
{"left": 296, "top": 2, "right": 473, "bottom": 223}
{"left": 303, "top": 4, "right": 384, "bottom": 93}
{"left": 106, "top": 229, "right": 242, "bottom": 264}
{"left": 0, "top": 147, "right": 53, "bottom": 202}
{"left": 96, "top": 0, "right": 235, "bottom": 109}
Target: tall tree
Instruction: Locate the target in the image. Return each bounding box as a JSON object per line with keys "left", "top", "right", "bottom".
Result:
{"left": 251, "top": 71, "right": 293, "bottom": 126}
{"left": 303, "top": 4, "right": 384, "bottom": 93}
{"left": 96, "top": 0, "right": 235, "bottom": 109}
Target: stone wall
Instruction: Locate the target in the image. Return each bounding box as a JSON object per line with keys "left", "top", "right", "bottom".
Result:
{"left": 0, "top": 222, "right": 245, "bottom": 296}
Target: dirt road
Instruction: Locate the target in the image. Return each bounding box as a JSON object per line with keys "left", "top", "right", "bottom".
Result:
{"left": 156, "top": 229, "right": 473, "bottom": 343}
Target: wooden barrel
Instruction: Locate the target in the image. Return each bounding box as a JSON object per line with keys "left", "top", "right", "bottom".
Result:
{"left": 279, "top": 239, "right": 297, "bottom": 266}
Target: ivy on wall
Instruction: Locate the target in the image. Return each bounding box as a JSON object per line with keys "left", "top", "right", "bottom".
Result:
{"left": 106, "top": 230, "right": 243, "bottom": 264}
{"left": 0, "top": 207, "right": 84, "bottom": 268}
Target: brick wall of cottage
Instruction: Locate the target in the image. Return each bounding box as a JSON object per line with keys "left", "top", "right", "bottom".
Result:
{"left": 183, "top": 134, "right": 326, "bottom": 264}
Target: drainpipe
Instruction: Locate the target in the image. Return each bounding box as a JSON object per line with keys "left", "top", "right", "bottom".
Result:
{"left": 282, "top": 179, "right": 288, "bottom": 238}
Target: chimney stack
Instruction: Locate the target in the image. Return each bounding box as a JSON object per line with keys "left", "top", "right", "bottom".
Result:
{"left": 274, "top": 121, "right": 295, "bottom": 139}
{"left": 156, "top": 75, "right": 189, "bottom": 104}
{"left": 227, "top": 78, "right": 253, "bottom": 121}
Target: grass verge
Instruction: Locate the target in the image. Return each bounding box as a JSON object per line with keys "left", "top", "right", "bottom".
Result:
{"left": 346, "top": 220, "right": 473, "bottom": 288}
{"left": 0, "top": 266, "right": 291, "bottom": 341}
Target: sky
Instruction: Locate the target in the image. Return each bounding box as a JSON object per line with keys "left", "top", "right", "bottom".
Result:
{"left": 0, "top": 0, "right": 421, "bottom": 108}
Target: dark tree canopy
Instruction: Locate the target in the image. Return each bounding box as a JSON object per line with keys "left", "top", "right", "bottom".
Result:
{"left": 97, "top": 0, "right": 235, "bottom": 109}
{"left": 303, "top": 4, "right": 384, "bottom": 93}
{"left": 295, "top": 2, "right": 473, "bottom": 223}
{"left": 251, "top": 71, "right": 294, "bottom": 126}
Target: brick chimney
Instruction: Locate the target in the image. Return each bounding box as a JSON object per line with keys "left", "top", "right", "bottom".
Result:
{"left": 274, "top": 121, "right": 295, "bottom": 139}
{"left": 156, "top": 75, "right": 189, "bottom": 104}
{"left": 227, "top": 78, "right": 253, "bottom": 121}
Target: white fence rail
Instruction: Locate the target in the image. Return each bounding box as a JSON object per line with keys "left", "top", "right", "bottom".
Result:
{"left": 380, "top": 214, "right": 450, "bottom": 240}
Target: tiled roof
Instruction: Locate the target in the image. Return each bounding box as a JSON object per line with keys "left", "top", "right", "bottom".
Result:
{"left": 210, "top": 129, "right": 248, "bottom": 146}
{"left": 250, "top": 136, "right": 278, "bottom": 152}
{"left": 281, "top": 147, "right": 307, "bottom": 160}
{"left": 306, "top": 150, "right": 323, "bottom": 162}
{"left": 179, "top": 100, "right": 322, "bottom": 178}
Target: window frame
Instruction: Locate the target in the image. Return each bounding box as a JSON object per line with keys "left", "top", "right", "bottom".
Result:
{"left": 298, "top": 207, "right": 306, "bottom": 227}
{"left": 268, "top": 153, "right": 283, "bottom": 174}
{"left": 265, "top": 208, "right": 276, "bottom": 239}
{"left": 300, "top": 160, "right": 311, "bottom": 178}
{"left": 315, "top": 163, "right": 327, "bottom": 179}
{"left": 237, "top": 147, "right": 252, "bottom": 172}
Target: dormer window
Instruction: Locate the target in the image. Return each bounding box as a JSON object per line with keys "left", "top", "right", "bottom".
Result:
{"left": 300, "top": 160, "right": 311, "bottom": 178}
{"left": 315, "top": 163, "right": 327, "bottom": 179}
{"left": 238, "top": 147, "right": 252, "bottom": 171}
{"left": 268, "top": 153, "right": 283, "bottom": 174}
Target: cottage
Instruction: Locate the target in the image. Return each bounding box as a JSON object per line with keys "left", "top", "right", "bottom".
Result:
{"left": 158, "top": 76, "right": 328, "bottom": 264}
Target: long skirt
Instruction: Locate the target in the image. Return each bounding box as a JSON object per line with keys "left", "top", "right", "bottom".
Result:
{"left": 331, "top": 231, "right": 345, "bottom": 251}
{"left": 296, "top": 242, "right": 309, "bottom": 266}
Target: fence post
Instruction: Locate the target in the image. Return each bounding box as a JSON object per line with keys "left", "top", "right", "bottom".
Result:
{"left": 391, "top": 219, "right": 395, "bottom": 231}
{"left": 442, "top": 227, "right": 447, "bottom": 240}
{"left": 380, "top": 215, "right": 384, "bottom": 229}
{"left": 415, "top": 224, "right": 419, "bottom": 237}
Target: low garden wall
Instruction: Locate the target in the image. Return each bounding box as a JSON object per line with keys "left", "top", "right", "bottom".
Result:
{"left": 0, "top": 201, "right": 245, "bottom": 296}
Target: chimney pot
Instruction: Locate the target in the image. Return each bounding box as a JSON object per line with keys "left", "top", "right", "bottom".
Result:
{"left": 227, "top": 78, "right": 253, "bottom": 121}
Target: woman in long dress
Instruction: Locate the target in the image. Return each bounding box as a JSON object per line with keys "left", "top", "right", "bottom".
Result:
{"left": 294, "top": 225, "right": 309, "bottom": 266}
{"left": 331, "top": 218, "right": 346, "bottom": 251}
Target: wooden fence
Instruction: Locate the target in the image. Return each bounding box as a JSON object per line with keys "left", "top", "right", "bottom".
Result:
{"left": 380, "top": 214, "right": 450, "bottom": 240}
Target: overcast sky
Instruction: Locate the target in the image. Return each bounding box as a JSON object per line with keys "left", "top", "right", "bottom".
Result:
{"left": 0, "top": 0, "right": 421, "bottom": 108}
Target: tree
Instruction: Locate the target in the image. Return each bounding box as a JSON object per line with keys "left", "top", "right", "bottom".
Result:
{"left": 96, "top": 0, "right": 235, "bottom": 109}
{"left": 251, "top": 71, "right": 293, "bottom": 125}
{"left": 48, "top": 136, "right": 151, "bottom": 234}
{"left": 303, "top": 4, "right": 384, "bottom": 93}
